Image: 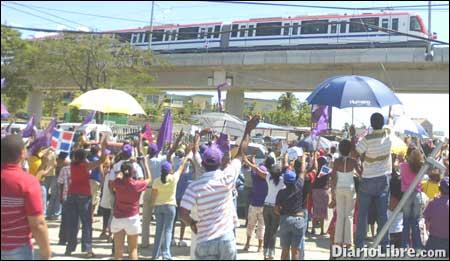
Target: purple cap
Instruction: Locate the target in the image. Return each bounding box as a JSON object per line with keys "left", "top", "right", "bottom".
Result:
{"left": 148, "top": 143, "right": 158, "bottom": 155}
{"left": 122, "top": 144, "right": 133, "bottom": 157}
{"left": 283, "top": 169, "right": 297, "bottom": 184}
{"left": 201, "top": 144, "right": 223, "bottom": 167}
{"left": 258, "top": 164, "right": 268, "bottom": 174}
{"left": 440, "top": 176, "right": 449, "bottom": 194}
{"left": 161, "top": 160, "right": 172, "bottom": 173}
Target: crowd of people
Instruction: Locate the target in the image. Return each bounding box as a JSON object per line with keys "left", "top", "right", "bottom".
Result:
{"left": 1, "top": 113, "right": 449, "bottom": 260}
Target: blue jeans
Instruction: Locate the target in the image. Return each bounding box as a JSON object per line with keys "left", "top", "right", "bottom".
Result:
{"left": 153, "top": 205, "right": 176, "bottom": 259}
{"left": 65, "top": 194, "right": 93, "bottom": 253}
{"left": 300, "top": 210, "right": 308, "bottom": 260}
{"left": 279, "top": 215, "right": 305, "bottom": 250}
{"left": 402, "top": 191, "right": 423, "bottom": 249}
{"left": 40, "top": 185, "right": 47, "bottom": 217}
{"left": 1, "top": 244, "right": 33, "bottom": 260}
{"left": 45, "top": 176, "right": 61, "bottom": 218}
{"left": 195, "top": 231, "right": 236, "bottom": 260}
{"left": 356, "top": 175, "right": 389, "bottom": 249}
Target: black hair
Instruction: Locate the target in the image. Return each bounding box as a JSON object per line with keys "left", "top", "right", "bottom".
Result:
{"left": 370, "top": 113, "right": 385, "bottom": 130}
{"left": 161, "top": 167, "right": 169, "bottom": 184}
{"left": 90, "top": 146, "right": 100, "bottom": 156}
{"left": 120, "top": 161, "right": 134, "bottom": 178}
{"left": 338, "top": 140, "right": 352, "bottom": 156}
{"left": 1, "top": 135, "right": 25, "bottom": 165}
{"left": 317, "top": 157, "right": 328, "bottom": 171}
{"left": 269, "top": 164, "right": 282, "bottom": 186}
{"left": 330, "top": 146, "right": 336, "bottom": 154}
{"left": 58, "top": 152, "right": 69, "bottom": 161}
{"left": 72, "top": 149, "right": 87, "bottom": 165}
{"left": 202, "top": 162, "right": 220, "bottom": 172}
{"left": 264, "top": 157, "right": 275, "bottom": 169}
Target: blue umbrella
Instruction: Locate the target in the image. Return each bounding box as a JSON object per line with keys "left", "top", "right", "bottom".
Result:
{"left": 393, "top": 116, "right": 429, "bottom": 138}
{"left": 306, "top": 75, "right": 402, "bottom": 124}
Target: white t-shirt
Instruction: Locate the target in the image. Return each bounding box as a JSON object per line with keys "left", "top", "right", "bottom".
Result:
{"left": 108, "top": 160, "right": 144, "bottom": 181}
{"left": 387, "top": 210, "right": 403, "bottom": 234}
{"left": 264, "top": 172, "right": 285, "bottom": 205}
{"left": 100, "top": 171, "right": 115, "bottom": 209}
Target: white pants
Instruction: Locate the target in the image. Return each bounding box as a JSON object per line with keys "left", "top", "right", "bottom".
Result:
{"left": 111, "top": 215, "right": 141, "bottom": 235}
{"left": 247, "top": 205, "right": 265, "bottom": 240}
{"left": 335, "top": 189, "right": 355, "bottom": 245}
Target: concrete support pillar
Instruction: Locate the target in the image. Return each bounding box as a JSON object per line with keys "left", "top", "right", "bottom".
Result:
{"left": 27, "top": 89, "right": 44, "bottom": 127}
{"left": 225, "top": 88, "right": 244, "bottom": 118}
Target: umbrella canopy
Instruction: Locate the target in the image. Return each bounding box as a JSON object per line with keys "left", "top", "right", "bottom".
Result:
{"left": 393, "top": 116, "right": 429, "bottom": 138}
{"left": 69, "top": 89, "right": 146, "bottom": 115}
{"left": 306, "top": 75, "right": 402, "bottom": 109}
{"left": 390, "top": 134, "right": 408, "bottom": 156}
{"left": 297, "top": 136, "right": 332, "bottom": 152}
{"left": 193, "top": 112, "right": 245, "bottom": 137}
{"left": 287, "top": 146, "right": 304, "bottom": 161}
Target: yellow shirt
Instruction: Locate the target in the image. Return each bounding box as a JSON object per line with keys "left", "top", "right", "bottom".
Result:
{"left": 422, "top": 180, "right": 440, "bottom": 199}
{"left": 152, "top": 173, "right": 180, "bottom": 206}
{"left": 28, "top": 155, "right": 43, "bottom": 181}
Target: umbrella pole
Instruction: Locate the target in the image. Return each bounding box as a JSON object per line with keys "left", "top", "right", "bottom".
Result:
{"left": 351, "top": 107, "right": 354, "bottom": 125}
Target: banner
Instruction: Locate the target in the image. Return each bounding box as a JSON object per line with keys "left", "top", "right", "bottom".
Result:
{"left": 51, "top": 129, "right": 75, "bottom": 153}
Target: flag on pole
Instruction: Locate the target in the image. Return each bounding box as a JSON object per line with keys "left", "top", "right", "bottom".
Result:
{"left": 81, "top": 111, "right": 96, "bottom": 126}
{"left": 215, "top": 133, "right": 230, "bottom": 155}
{"left": 157, "top": 109, "right": 173, "bottom": 152}
{"left": 142, "top": 122, "right": 154, "bottom": 143}
{"left": 22, "top": 115, "right": 36, "bottom": 138}
{"left": 28, "top": 118, "right": 57, "bottom": 155}
{"left": 311, "top": 105, "right": 329, "bottom": 138}
{"left": 51, "top": 129, "right": 75, "bottom": 153}
{"left": 0, "top": 78, "right": 9, "bottom": 119}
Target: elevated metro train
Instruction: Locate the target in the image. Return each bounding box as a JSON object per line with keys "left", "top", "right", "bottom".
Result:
{"left": 109, "top": 12, "right": 432, "bottom": 52}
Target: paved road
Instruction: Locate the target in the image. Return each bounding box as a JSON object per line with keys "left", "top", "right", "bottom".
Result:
{"left": 39, "top": 214, "right": 331, "bottom": 260}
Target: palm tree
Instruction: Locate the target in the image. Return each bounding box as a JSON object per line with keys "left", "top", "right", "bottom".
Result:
{"left": 278, "top": 92, "right": 298, "bottom": 112}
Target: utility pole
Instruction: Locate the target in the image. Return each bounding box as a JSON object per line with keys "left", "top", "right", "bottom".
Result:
{"left": 425, "top": 0, "right": 433, "bottom": 61}
{"left": 148, "top": 0, "right": 155, "bottom": 50}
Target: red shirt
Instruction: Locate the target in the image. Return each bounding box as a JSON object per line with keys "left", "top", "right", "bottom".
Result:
{"left": 68, "top": 162, "right": 91, "bottom": 196}
{"left": 1, "top": 164, "right": 43, "bottom": 250}
{"left": 113, "top": 178, "right": 147, "bottom": 218}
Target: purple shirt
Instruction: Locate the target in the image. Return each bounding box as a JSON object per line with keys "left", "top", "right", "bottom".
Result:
{"left": 250, "top": 171, "right": 268, "bottom": 207}
{"left": 424, "top": 195, "right": 449, "bottom": 239}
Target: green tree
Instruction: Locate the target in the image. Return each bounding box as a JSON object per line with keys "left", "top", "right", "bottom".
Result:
{"left": 278, "top": 92, "right": 298, "bottom": 112}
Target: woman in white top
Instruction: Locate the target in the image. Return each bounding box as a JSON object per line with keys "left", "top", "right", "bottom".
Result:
{"left": 330, "top": 140, "right": 362, "bottom": 247}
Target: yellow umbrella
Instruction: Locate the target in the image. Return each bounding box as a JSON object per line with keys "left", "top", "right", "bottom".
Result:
{"left": 390, "top": 134, "right": 408, "bottom": 156}
{"left": 69, "top": 89, "right": 146, "bottom": 115}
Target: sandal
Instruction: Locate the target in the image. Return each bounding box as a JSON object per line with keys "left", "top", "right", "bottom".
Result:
{"left": 86, "top": 251, "right": 96, "bottom": 258}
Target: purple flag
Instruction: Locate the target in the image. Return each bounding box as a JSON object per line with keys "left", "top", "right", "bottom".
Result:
{"left": 22, "top": 115, "right": 36, "bottom": 138}
{"left": 81, "top": 111, "right": 96, "bottom": 126}
{"left": 214, "top": 133, "right": 230, "bottom": 155}
{"left": 28, "top": 119, "right": 57, "bottom": 155}
{"left": 142, "top": 122, "right": 154, "bottom": 143}
{"left": 1, "top": 103, "right": 9, "bottom": 119}
{"left": 311, "top": 105, "right": 329, "bottom": 138}
{"left": 217, "top": 82, "right": 231, "bottom": 112}
{"left": 157, "top": 109, "right": 173, "bottom": 152}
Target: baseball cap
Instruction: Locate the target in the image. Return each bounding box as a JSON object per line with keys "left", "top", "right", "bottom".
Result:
{"left": 122, "top": 144, "right": 133, "bottom": 158}
{"left": 161, "top": 160, "right": 172, "bottom": 174}
{"left": 201, "top": 144, "right": 223, "bottom": 167}
{"left": 283, "top": 169, "right": 297, "bottom": 184}
{"left": 199, "top": 144, "right": 208, "bottom": 155}
{"left": 148, "top": 143, "right": 158, "bottom": 155}
{"left": 440, "top": 176, "right": 449, "bottom": 194}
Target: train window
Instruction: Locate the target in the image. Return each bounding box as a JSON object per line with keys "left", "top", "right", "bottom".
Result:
{"left": 382, "top": 18, "right": 389, "bottom": 30}
{"left": 292, "top": 23, "right": 299, "bottom": 35}
{"left": 231, "top": 24, "right": 239, "bottom": 37}
{"left": 214, "top": 25, "right": 221, "bottom": 38}
{"left": 349, "top": 17, "right": 379, "bottom": 32}
{"left": 207, "top": 28, "right": 213, "bottom": 39}
{"left": 410, "top": 16, "right": 422, "bottom": 32}
{"left": 131, "top": 33, "right": 137, "bottom": 43}
{"left": 340, "top": 21, "right": 347, "bottom": 33}
{"left": 178, "top": 27, "right": 199, "bottom": 40}
{"left": 330, "top": 24, "right": 337, "bottom": 34}
{"left": 248, "top": 25, "right": 255, "bottom": 37}
{"left": 172, "top": 30, "right": 177, "bottom": 41}
{"left": 240, "top": 25, "right": 246, "bottom": 37}
{"left": 392, "top": 18, "right": 399, "bottom": 31}
{"left": 152, "top": 30, "right": 164, "bottom": 42}
{"left": 120, "top": 33, "right": 132, "bottom": 43}
{"left": 255, "top": 22, "right": 282, "bottom": 36}
{"left": 283, "top": 23, "right": 290, "bottom": 36}
{"left": 301, "top": 20, "right": 328, "bottom": 34}
{"left": 142, "top": 32, "right": 147, "bottom": 43}
{"left": 200, "top": 28, "right": 206, "bottom": 39}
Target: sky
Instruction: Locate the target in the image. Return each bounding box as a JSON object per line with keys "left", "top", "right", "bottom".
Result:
{"left": 1, "top": 1, "right": 449, "bottom": 135}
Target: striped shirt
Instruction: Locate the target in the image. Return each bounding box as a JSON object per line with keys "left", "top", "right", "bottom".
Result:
{"left": 1, "top": 164, "right": 43, "bottom": 251}
{"left": 180, "top": 159, "right": 241, "bottom": 244}
{"left": 356, "top": 129, "right": 392, "bottom": 179}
